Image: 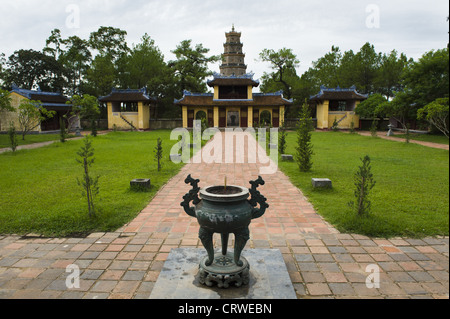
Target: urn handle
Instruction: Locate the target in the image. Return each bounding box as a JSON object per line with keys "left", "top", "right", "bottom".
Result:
{"left": 181, "top": 175, "right": 201, "bottom": 217}
{"left": 248, "top": 176, "right": 269, "bottom": 219}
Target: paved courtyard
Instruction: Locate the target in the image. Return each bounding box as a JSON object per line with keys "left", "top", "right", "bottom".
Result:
{"left": 0, "top": 132, "right": 448, "bottom": 299}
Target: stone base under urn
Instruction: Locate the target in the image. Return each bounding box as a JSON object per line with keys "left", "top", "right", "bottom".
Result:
{"left": 199, "top": 251, "right": 250, "bottom": 289}
{"left": 149, "top": 248, "right": 298, "bottom": 299}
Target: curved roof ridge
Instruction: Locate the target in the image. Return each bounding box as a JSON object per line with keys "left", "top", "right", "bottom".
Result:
{"left": 99, "top": 87, "right": 156, "bottom": 102}
{"left": 310, "top": 85, "right": 368, "bottom": 101}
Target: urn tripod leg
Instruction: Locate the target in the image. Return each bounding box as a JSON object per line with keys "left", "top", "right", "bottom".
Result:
{"left": 199, "top": 227, "right": 215, "bottom": 266}
{"left": 221, "top": 233, "right": 230, "bottom": 256}
{"left": 234, "top": 227, "right": 250, "bottom": 267}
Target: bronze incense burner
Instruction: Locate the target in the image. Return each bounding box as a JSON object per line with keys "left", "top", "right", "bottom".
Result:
{"left": 181, "top": 175, "right": 268, "bottom": 288}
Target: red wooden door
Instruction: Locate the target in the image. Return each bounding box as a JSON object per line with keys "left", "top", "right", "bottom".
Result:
{"left": 208, "top": 109, "right": 214, "bottom": 128}
{"left": 272, "top": 108, "right": 280, "bottom": 128}
{"left": 240, "top": 107, "right": 248, "bottom": 128}
{"left": 219, "top": 110, "right": 226, "bottom": 127}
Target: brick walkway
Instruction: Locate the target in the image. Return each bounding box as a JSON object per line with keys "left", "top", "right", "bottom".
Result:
{"left": 0, "top": 132, "right": 448, "bottom": 299}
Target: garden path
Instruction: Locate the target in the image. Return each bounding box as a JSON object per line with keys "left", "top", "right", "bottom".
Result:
{"left": 357, "top": 131, "right": 449, "bottom": 150}
{"left": 0, "top": 131, "right": 109, "bottom": 154}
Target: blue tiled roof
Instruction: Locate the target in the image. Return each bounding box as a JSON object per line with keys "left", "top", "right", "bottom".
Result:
{"left": 209, "top": 72, "right": 256, "bottom": 80}
{"left": 207, "top": 72, "right": 260, "bottom": 87}
{"left": 11, "top": 85, "right": 68, "bottom": 100}
{"left": 10, "top": 85, "right": 71, "bottom": 107}
{"left": 310, "top": 86, "right": 368, "bottom": 101}
{"left": 174, "top": 89, "right": 293, "bottom": 105}
{"left": 174, "top": 90, "right": 214, "bottom": 103}
{"left": 99, "top": 87, "right": 157, "bottom": 102}
{"left": 254, "top": 91, "right": 293, "bottom": 103}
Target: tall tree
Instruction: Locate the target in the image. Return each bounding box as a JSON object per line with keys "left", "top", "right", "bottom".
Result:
{"left": 337, "top": 49, "right": 357, "bottom": 88}
{"left": 402, "top": 48, "right": 449, "bottom": 108}
{"left": 259, "top": 48, "right": 300, "bottom": 100}
{"left": 293, "top": 70, "right": 320, "bottom": 114}
{"left": 43, "top": 29, "right": 65, "bottom": 61}
{"left": 60, "top": 36, "right": 92, "bottom": 95}
{"left": 89, "top": 26, "right": 129, "bottom": 63}
{"left": 375, "top": 50, "right": 411, "bottom": 99}
{"left": 124, "top": 35, "right": 177, "bottom": 119}
{"left": 120, "top": 33, "right": 166, "bottom": 90}
{"left": 260, "top": 67, "right": 300, "bottom": 97}
{"left": 86, "top": 26, "right": 129, "bottom": 96}
{"left": 309, "top": 46, "right": 343, "bottom": 88}
{"left": 359, "top": 43, "right": 381, "bottom": 93}
{"left": 169, "top": 40, "right": 220, "bottom": 96}
{"left": 3, "top": 49, "right": 66, "bottom": 91}
{"left": 84, "top": 54, "right": 117, "bottom": 97}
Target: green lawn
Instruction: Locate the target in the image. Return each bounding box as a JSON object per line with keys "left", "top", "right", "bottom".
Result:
{"left": 0, "top": 131, "right": 184, "bottom": 237}
{"left": 278, "top": 131, "right": 449, "bottom": 238}
{"left": 0, "top": 133, "right": 76, "bottom": 149}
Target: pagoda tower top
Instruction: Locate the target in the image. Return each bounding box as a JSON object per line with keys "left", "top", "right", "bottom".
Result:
{"left": 220, "top": 26, "right": 247, "bottom": 76}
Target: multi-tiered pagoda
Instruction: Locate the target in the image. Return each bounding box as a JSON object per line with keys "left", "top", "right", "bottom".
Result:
{"left": 176, "top": 26, "right": 293, "bottom": 129}
{"left": 220, "top": 25, "right": 247, "bottom": 77}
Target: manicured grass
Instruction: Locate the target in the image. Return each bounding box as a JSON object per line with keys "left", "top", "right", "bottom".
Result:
{"left": 0, "top": 131, "right": 184, "bottom": 237}
{"left": 278, "top": 131, "right": 449, "bottom": 238}
{"left": 0, "top": 133, "right": 76, "bottom": 149}
{"left": 394, "top": 133, "right": 449, "bottom": 145}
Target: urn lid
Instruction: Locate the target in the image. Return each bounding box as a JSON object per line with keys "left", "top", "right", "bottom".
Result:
{"left": 200, "top": 185, "right": 249, "bottom": 203}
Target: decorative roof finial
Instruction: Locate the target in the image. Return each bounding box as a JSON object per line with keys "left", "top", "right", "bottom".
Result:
{"left": 232, "top": 24, "right": 235, "bottom": 32}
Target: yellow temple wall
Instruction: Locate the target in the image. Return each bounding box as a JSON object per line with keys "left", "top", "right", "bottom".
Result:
{"left": 0, "top": 92, "right": 41, "bottom": 132}
{"left": 107, "top": 102, "right": 139, "bottom": 130}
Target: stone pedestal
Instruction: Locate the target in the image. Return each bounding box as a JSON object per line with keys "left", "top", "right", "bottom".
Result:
{"left": 282, "top": 155, "right": 294, "bottom": 162}
{"left": 149, "top": 248, "right": 297, "bottom": 299}
{"left": 312, "top": 178, "right": 332, "bottom": 189}
{"left": 130, "top": 179, "right": 151, "bottom": 191}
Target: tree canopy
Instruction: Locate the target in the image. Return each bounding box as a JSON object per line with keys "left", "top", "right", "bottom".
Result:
{"left": 169, "top": 39, "right": 220, "bottom": 95}
{"left": 259, "top": 48, "right": 300, "bottom": 100}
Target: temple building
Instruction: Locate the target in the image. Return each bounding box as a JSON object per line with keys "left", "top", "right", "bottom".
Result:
{"left": 99, "top": 88, "right": 157, "bottom": 131}
{"left": 310, "top": 86, "right": 368, "bottom": 130}
{"left": 176, "top": 26, "right": 293, "bottom": 129}
{"left": 1, "top": 85, "right": 72, "bottom": 133}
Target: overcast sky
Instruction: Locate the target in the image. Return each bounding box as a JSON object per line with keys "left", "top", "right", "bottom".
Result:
{"left": 1, "top": 0, "right": 448, "bottom": 90}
